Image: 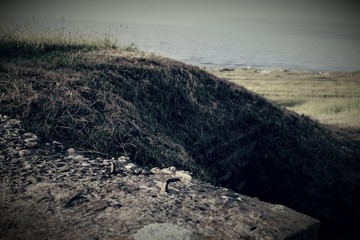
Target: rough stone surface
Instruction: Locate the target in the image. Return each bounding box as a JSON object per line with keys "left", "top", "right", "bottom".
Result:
{"left": 0, "top": 115, "right": 320, "bottom": 240}
{"left": 133, "top": 223, "right": 193, "bottom": 240}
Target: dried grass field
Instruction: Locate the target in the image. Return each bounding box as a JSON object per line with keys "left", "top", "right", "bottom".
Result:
{"left": 208, "top": 68, "right": 360, "bottom": 128}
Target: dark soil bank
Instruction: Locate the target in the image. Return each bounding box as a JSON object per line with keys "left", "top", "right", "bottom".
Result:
{"left": 0, "top": 115, "right": 320, "bottom": 240}
{"left": 1, "top": 49, "right": 360, "bottom": 239}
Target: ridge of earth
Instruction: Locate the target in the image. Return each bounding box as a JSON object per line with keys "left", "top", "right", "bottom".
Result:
{"left": 0, "top": 115, "right": 319, "bottom": 240}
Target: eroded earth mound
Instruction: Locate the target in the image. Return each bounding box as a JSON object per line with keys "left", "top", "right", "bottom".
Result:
{"left": 1, "top": 49, "right": 359, "bottom": 239}
{"left": 0, "top": 115, "right": 319, "bottom": 240}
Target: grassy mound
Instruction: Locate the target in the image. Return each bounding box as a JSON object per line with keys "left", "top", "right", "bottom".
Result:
{"left": 1, "top": 41, "right": 359, "bottom": 239}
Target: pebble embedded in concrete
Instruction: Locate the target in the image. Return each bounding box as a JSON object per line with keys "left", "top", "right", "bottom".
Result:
{"left": 67, "top": 148, "right": 76, "bottom": 154}
{"left": 18, "top": 149, "right": 31, "bottom": 156}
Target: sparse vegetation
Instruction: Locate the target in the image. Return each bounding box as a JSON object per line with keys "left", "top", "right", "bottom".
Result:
{"left": 0, "top": 16, "right": 141, "bottom": 56}
{"left": 0, "top": 32, "right": 118, "bottom": 55}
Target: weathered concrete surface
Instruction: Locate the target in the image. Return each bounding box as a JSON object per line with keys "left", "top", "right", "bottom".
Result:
{"left": 0, "top": 115, "right": 319, "bottom": 240}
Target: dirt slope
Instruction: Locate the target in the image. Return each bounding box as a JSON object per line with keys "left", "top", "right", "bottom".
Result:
{"left": 0, "top": 115, "right": 320, "bottom": 240}
{"left": 1, "top": 49, "right": 359, "bottom": 239}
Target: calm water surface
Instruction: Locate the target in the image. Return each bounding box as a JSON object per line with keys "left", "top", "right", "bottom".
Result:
{"left": 2, "top": 17, "right": 360, "bottom": 72}
{"left": 117, "top": 23, "right": 360, "bottom": 72}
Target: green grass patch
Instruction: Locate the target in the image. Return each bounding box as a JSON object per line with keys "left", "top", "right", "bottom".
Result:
{"left": 290, "top": 98, "right": 360, "bottom": 126}
{"left": 292, "top": 98, "right": 360, "bottom": 115}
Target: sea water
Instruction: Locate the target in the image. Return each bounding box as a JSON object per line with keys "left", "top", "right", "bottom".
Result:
{"left": 2, "top": 16, "right": 360, "bottom": 72}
